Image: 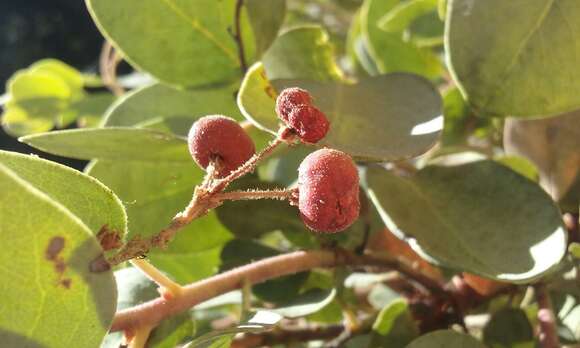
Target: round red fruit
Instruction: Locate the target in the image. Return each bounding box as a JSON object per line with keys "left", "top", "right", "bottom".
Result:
{"left": 287, "top": 104, "right": 330, "bottom": 144}
{"left": 275, "top": 87, "right": 313, "bottom": 121}
{"left": 187, "top": 115, "right": 255, "bottom": 177}
{"left": 298, "top": 149, "right": 360, "bottom": 233}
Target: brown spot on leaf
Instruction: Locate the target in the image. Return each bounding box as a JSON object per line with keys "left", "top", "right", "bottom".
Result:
{"left": 265, "top": 85, "right": 277, "bottom": 100}
{"left": 96, "top": 225, "right": 122, "bottom": 251}
{"left": 45, "top": 236, "right": 71, "bottom": 289}
{"left": 45, "top": 236, "right": 65, "bottom": 261}
{"left": 90, "top": 254, "right": 111, "bottom": 273}
{"left": 60, "top": 279, "right": 72, "bottom": 289}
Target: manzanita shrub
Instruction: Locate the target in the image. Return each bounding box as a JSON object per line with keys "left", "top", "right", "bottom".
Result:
{"left": 1, "top": 0, "right": 580, "bottom": 347}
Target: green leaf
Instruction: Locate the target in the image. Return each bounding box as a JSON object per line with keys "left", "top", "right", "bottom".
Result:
{"left": 495, "top": 156, "right": 539, "bottom": 182}
{"left": 267, "top": 288, "right": 336, "bottom": 318}
{"left": 347, "top": 9, "right": 380, "bottom": 76}
{"left": 570, "top": 243, "right": 580, "bottom": 259}
{"left": 483, "top": 308, "right": 534, "bottom": 348}
{"left": 0, "top": 150, "right": 127, "bottom": 237}
{"left": 87, "top": 160, "right": 231, "bottom": 283}
{"left": 1, "top": 59, "right": 96, "bottom": 136}
{"left": 504, "top": 111, "right": 580, "bottom": 201}
{"left": 378, "top": 0, "right": 438, "bottom": 33}
{"left": 263, "top": 26, "right": 344, "bottom": 81}
{"left": 0, "top": 163, "right": 117, "bottom": 348}
{"left": 361, "top": 0, "right": 442, "bottom": 78}
{"left": 246, "top": 0, "right": 286, "bottom": 55}
{"left": 446, "top": 0, "right": 580, "bottom": 117}
{"left": 102, "top": 83, "right": 242, "bottom": 132}
{"left": 68, "top": 93, "right": 115, "bottom": 128}
{"left": 370, "top": 299, "right": 419, "bottom": 348}
{"left": 20, "top": 127, "right": 190, "bottom": 162}
{"left": 102, "top": 268, "right": 194, "bottom": 348}
{"left": 185, "top": 311, "right": 282, "bottom": 348}
{"left": 366, "top": 159, "right": 567, "bottom": 282}
{"left": 85, "top": 0, "right": 254, "bottom": 87}
{"left": 238, "top": 63, "right": 443, "bottom": 161}
{"left": 220, "top": 239, "right": 308, "bottom": 303}
{"left": 406, "top": 330, "right": 486, "bottom": 348}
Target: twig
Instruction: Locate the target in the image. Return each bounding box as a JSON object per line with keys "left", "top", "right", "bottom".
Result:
{"left": 106, "top": 137, "right": 286, "bottom": 265}
{"left": 127, "top": 325, "right": 153, "bottom": 348}
{"left": 110, "top": 249, "right": 444, "bottom": 332}
{"left": 214, "top": 188, "right": 296, "bottom": 202}
{"left": 233, "top": 0, "right": 248, "bottom": 73}
{"left": 99, "top": 41, "right": 124, "bottom": 96}
{"left": 535, "top": 283, "right": 561, "bottom": 348}
{"left": 130, "top": 258, "right": 182, "bottom": 299}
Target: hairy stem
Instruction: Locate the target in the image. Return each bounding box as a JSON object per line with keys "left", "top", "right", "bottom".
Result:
{"left": 110, "top": 249, "right": 443, "bottom": 332}
{"left": 535, "top": 283, "right": 561, "bottom": 348}
{"left": 215, "top": 188, "right": 296, "bottom": 202}
{"left": 127, "top": 325, "right": 153, "bottom": 348}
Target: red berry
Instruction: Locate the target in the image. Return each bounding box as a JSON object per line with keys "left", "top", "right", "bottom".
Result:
{"left": 188, "top": 115, "right": 255, "bottom": 177}
{"left": 298, "top": 149, "right": 360, "bottom": 233}
{"left": 275, "top": 87, "right": 312, "bottom": 121}
{"left": 287, "top": 104, "right": 330, "bottom": 144}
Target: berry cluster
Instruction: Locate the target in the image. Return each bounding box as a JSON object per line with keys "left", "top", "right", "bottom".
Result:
{"left": 275, "top": 87, "right": 330, "bottom": 144}
{"left": 187, "top": 88, "right": 359, "bottom": 233}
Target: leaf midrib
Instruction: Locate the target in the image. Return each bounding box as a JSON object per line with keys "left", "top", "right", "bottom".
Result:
{"left": 160, "top": 0, "right": 238, "bottom": 64}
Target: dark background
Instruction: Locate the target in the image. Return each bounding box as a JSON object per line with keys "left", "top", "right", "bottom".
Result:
{"left": 0, "top": 0, "right": 103, "bottom": 168}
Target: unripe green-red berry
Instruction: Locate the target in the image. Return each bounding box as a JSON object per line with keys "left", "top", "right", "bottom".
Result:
{"left": 275, "top": 88, "right": 330, "bottom": 144}
{"left": 188, "top": 115, "right": 255, "bottom": 177}
{"left": 275, "top": 87, "right": 312, "bottom": 120}
{"left": 297, "top": 149, "right": 360, "bottom": 233}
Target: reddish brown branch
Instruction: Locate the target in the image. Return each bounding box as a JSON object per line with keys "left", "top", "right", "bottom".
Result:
{"left": 535, "top": 283, "right": 561, "bottom": 348}
{"left": 110, "top": 249, "right": 444, "bottom": 332}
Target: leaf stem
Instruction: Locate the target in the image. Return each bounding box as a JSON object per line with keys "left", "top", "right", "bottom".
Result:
{"left": 130, "top": 258, "right": 182, "bottom": 299}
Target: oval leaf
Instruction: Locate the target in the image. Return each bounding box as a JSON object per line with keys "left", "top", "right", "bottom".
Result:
{"left": 0, "top": 163, "right": 116, "bottom": 348}
{"left": 85, "top": 0, "right": 251, "bottom": 87}
{"left": 366, "top": 160, "right": 567, "bottom": 282}
{"left": 446, "top": 0, "right": 580, "bottom": 117}
{"left": 0, "top": 150, "right": 127, "bottom": 237}
{"left": 238, "top": 63, "right": 443, "bottom": 161}
{"left": 20, "top": 127, "right": 190, "bottom": 162}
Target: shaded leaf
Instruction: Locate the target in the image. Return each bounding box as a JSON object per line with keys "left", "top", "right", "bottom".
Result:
{"left": 268, "top": 289, "right": 336, "bottom": 318}
{"left": 366, "top": 160, "right": 567, "bottom": 282}
{"left": 406, "top": 330, "right": 485, "bottom": 348}
{"left": 504, "top": 111, "right": 580, "bottom": 201}
{"left": 483, "top": 308, "right": 534, "bottom": 348}
{"left": 246, "top": 0, "right": 286, "bottom": 55}
{"left": 446, "top": 0, "right": 580, "bottom": 117}
{"left": 220, "top": 239, "right": 308, "bottom": 303}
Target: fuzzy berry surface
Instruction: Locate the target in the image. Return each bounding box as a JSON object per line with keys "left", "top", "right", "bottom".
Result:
{"left": 275, "top": 87, "right": 312, "bottom": 121}
{"left": 188, "top": 115, "right": 255, "bottom": 177}
{"left": 287, "top": 104, "right": 330, "bottom": 144}
{"left": 275, "top": 87, "right": 329, "bottom": 144}
{"left": 298, "top": 149, "right": 360, "bottom": 233}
